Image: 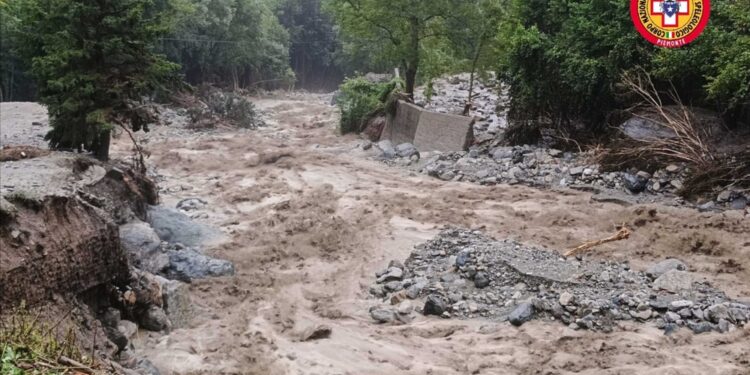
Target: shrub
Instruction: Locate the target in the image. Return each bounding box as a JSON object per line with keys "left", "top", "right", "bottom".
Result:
{"left": 189, "top": 86, "right": 264, "bottom": 130}
{"left": 337, "top": 77, "right": 399, "bottom": 134}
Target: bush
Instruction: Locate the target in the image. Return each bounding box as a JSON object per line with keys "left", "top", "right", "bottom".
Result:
{"left": 189, "top": 86, "right": 264, "bottom": 129}
{"left": 337, "top": 77, "right": 399, "bottom": 134}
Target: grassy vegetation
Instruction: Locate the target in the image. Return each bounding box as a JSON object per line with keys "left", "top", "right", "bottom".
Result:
{"left": 0, "top": 305, "right": 93, "bottom": 375}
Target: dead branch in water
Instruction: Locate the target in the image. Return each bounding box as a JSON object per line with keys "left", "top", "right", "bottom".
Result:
{"left": 565, "top": 226, "right": 632, "bottom": 257}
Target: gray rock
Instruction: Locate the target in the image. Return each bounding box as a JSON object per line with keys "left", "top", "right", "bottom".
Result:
{"left": 669, "top": 300, "right": 694, "bottom": 311}
{"left": 729, "top": 197, "right": 747, "bottom": 210}
{"left": 653, "top": 270, "right": 694, "bottom": 293}
{"left": 384, "top": 280, "right": 403, "bottom": 292}
{"left": 718, "top": 319, "right": 733, "bottom": 333}
{"left": 139, "top": 306, "right": 170, "bottom": 332}
{"left": 559, "top": 292, "right": 575, "bottom": 306}
{"left": 424, "top": 295, "right": 447, "bottom": 316}
{"left": 370, "top": 307, "right": 396, "bottom": 323}
{"left": 456, "top": 251, "right": 471, "bottom": 268}
{"left": 509, "top": 302, "right": 534, "bottom": 326}
{"left": 370, "top": 284, "right": 386, "bottom": 298}
{"left": 665, "top": 165, "right": 681, "bottom": 173}
{"left": 165, "top": 248, "right": 235, "bottom": 282}
{"left": 101, "top": 307, "right": 122, "bottom": 328}
{"left": 688, "top": 321, "right": 715, "bottom": 334}
{"left": 377, "top": 267, "right": 404, "bottom": 283}
{"left": 119, "top": 221, "right": 169, "bottom": 274}
{"left": 492, "top": 148, "right": 513, "bottom": 161}
{"left": 569, "top": 167, "right": 584, "bottom": 176}
{"left": 406, "top": 282, "right": 425, "bottom": 299}
{"left": 664, "top": 311, "right": 681, "bottom": 323}
{"left": 118, "top": 320, "right": 138, "bottom": 340}
{"left": 630, "top": 309, "right": 653, "bottom": 321}
{"left": 377, "top": 140, "right": 396, "bottom": 159}
{"left": 716, "top": 190, "right": 733, "bottom": 202}
{"left": 147, "top": 206, "right": 222, "bottom": 248}
{"left": 395, "top": 143, "right": 419, "bottom": 159}
{"left": 474, "top": 272, "right": 490, "bottom": 289}
{"left": 622, "top": 173, "right": 648, "bottom": 194}
{"left": 620, "top": 117, "right": 677, "bottom": 141}
{"left": 670, "top": 180, "right": 684, "bottom": 190}
{"left": 706, "top": 303, "right": 730, "bottom": 323}
{"left": 157, "top": 277, "right": 193, "bottom": 329}
{"left": 136, "top": 359, "right": 162, "bottom": 375}
{"left": 647, "top": 259, "right": 687, "bottom": 279}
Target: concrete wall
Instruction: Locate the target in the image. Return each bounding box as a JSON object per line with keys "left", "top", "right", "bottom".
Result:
{"left": 380, "top": 101, "right": 474, "bottom": 152}
{"left": 381, "top": 101, "right": 423, "bottom": 146}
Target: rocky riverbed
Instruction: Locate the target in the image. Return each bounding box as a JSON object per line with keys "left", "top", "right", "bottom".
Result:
{"left": 369, "top": 228, "right": 750, "bottom": 335}
{"left": 374, "top": 74, "right": 750, "bottom": 212}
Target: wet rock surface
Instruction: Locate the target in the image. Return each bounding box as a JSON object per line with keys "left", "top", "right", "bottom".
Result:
{"left": 369, "top": 228, "right": 750, "bottom": 334}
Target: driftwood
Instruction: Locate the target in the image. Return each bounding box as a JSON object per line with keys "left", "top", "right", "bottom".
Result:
{"left": 58, "top": 356, "right": 95, "bottom": 374}
{"left": 564, "top": 226, "right": 632, "bottom": 257}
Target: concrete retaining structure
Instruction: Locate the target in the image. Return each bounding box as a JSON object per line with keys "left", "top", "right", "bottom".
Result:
{"left": 380, "top": 101, "right": 474, "bottom": 152}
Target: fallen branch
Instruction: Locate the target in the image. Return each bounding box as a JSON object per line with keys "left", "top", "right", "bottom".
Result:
{"left": 58, "top": 356, "right": 95, "bottom": 374}
{"left": 564, "top": 226, "right": 632, "bottom": 257}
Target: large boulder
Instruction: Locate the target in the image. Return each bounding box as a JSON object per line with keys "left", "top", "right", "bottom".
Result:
{"left": 164, "top": 248, "right": 235, "bottom": 282}
{"left": 119, "top": 221, "right": 169, "bottom": 274}
{"left": 620, "top": 117, "right": 676, "bottom": 141}
{"left": 154, "top": 275, "right": 193, "bottom": 329}
{"left": 147, "top": 206, "right": 221, "bottom": 248}
{"left": 139, "top": 306, "right": 170, "bottom": 332}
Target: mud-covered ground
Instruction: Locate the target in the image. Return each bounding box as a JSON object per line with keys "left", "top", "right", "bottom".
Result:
{"left": 106, "top": 94, "right": 750, "bottom": 374}
{"left": 4, "top": 97, "right": 749, "bottom": 374}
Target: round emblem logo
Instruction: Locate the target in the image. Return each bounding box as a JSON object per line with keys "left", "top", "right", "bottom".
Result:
{"left": 630, "top": 0, "right": 710, "bottom": 48}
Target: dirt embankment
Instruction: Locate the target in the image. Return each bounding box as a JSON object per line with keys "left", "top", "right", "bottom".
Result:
{"left": 0, "top": 158, "right": 157, "bottom": 308}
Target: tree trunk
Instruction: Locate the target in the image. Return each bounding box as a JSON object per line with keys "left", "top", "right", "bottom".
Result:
{"left": 93, "top": 129, "right": 111, "bottom": 161}
{"left": 465, "top": 35, "right": 485, "bottom": 116}
{"left": 405, "top": 17, "right": 421, "bottom": 98}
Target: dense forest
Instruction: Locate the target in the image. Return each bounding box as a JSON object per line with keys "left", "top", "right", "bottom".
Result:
{"left": 0, "top": 0, "right": 748, "bottom": 157}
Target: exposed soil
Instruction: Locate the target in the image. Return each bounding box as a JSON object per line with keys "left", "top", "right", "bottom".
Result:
{"left": 101, "top": 93, "right": 750, "bottom": 374}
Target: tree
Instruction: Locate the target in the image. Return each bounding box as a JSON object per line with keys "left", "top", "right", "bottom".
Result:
{"left": 160, "top": 0, "right": 293, "bottom": 90}
{"left": 326, "top": 0, "right": 458, "bottom": 96}
{"left": 277, "top": 0, "right": 343, "bottom": 91}
{"left": 0, "top": 0, "right": 35, "bottom": 101}
{"left": 16, "top": 0, "right": 178, "bottom": 161}
{"left": 445, "top": 0, "right": 505, "bottom": 114}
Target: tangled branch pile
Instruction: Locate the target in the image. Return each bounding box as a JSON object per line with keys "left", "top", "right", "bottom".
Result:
{"left": 599, "top": 71, "right": 749, "bottom": 198}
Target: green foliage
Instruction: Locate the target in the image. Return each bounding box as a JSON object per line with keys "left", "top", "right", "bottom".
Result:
{"left": 189, "top": 86, "right": 264, "bottom": 129}
{"left": 337, "top": 77, "right": 398, "bottom": 134}
{"left": 497, "top": 0, "right": 648, "bottom": 136}
{"left": 0, "top": 0, "right": 34, "bottom": 101}
{"left": 326, "top": 0, "right": 461, "bottom": 94}
{"left": 160, "top": 0, "right": 293, "bottom": 89}
{"left": 14, "top": 0, "right": 179, "bottom": 160}
{"left": 0, "top": 305, "right": 87, "bottom": 375}
{"left": 277, "top": 0, "right": 343, "bottom": 90}
{"left": 497, "top": 0, "right": 750, "bottom": 137}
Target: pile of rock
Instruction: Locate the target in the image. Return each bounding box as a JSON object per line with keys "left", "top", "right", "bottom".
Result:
{"left": 413, "top": 73, "right": 507, "bottom": 144}
{"left": 368, "top": 228, "right": 750, "bottom": 334}
{"left": 372, "top": 142, "right": 749, "bottom": 211}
